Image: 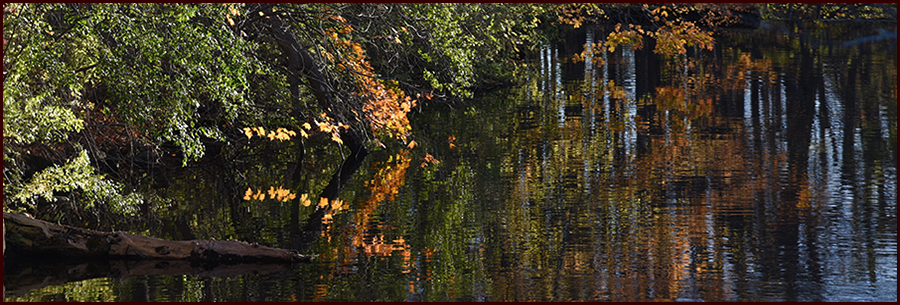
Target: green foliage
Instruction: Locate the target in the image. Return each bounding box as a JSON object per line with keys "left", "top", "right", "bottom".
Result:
{"left": 4, "top": 3, "right": 260, "bottom": 163}
{"left": 86, "top": 3, "right": 257, "bottom": 163}
{"left": 408, "top": 3, "right": 480, "bottom": 97}
{"left": 3, "top": 91, "right": 84, "bottom": 144}
{"left": 11, "top": 150, "right": 141, "bottom": 215}
{"left": 331, "top": 3, "right": 547, "bottom": 99}
{"left": 3, "top": 4, "right": 88, "bottom": 144}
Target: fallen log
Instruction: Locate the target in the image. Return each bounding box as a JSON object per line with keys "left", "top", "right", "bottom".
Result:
{"left": 3, "top": 212, "right": 313, "bottom": 264}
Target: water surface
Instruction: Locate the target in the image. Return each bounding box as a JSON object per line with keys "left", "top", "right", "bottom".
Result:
{"left": 5, "top": 21, "right": 896, "bottom": 302}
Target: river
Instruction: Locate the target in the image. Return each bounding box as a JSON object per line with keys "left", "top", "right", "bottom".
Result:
{"left": 4, "top": 20, "right": 896, "bottom": 302}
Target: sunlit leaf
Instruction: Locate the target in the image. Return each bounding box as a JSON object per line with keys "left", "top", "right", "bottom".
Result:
{"left": 243, "top": 187, "right": 253, "bottom": 200}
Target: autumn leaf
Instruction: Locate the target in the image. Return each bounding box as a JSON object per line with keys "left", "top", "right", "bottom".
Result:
{"left": 243, "top": 187, "right": 253, "bottom": 200}
{"left": 407, "top": 140, "right": 417, "bottom": 149}
{"left": 318, "top": 197, "right": 329, "bottom": 208}
{"left": 317, "top": 121, "right": 333, "bottom": 133}
{"left": 243, "top": 127, "right": 253, "bottom": 139}
{"left": 300, "top": 193, "right": 311, "bottom": 207}
{"left": 420, "top": 153, "right": 439, "bottom": 167}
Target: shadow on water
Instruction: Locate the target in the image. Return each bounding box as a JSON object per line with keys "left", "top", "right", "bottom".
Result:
{"left": 4, "top": 20, "right": 896, "bottom": 302}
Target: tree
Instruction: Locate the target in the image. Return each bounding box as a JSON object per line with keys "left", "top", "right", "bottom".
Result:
{"left": 2, "top": 3, "right": 547, "bottom": 228}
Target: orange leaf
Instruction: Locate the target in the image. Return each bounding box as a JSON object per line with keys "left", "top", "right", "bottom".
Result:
{"left": 243, "top": 187, "right": 253, "bottom": 200}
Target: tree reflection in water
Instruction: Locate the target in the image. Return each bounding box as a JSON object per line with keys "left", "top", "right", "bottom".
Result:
{"left": 5, "top": 21, "right": 895, "bottom": 302}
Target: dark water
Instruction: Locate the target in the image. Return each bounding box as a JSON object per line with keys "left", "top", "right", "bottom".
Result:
{"left": 5, "top": 21, "right": 897, "bottom": 302}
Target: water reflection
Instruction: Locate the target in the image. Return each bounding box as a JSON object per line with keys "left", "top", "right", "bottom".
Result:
{"left": 405, "top": 21, "right": 895, "bottom": 302}
{"left": 5, "top": 21, "right": 896, "bottom": 302}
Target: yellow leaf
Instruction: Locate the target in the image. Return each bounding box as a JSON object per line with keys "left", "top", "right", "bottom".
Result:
{"left": 302, "top": 122, "right": 312, "bottom": 130}
{"left": 318, "top": 122, "right": 332, "bottom": 133}
{"left": 407, "top": 140, "right": 417, "bottom": 149}
{"left": 243, "top": 127, "right": 253, "bottom": 139}
{"left": 268, "top": 186, "right": 276, "bottom": 198}
{"left": 243, "top": 187, "right": 253, "bottom": 200}
{"left": 318, "top": 197, "right": 329, "bottom": 208}
{"left": 300, "top": 193, "right": 311, "bottom": 207}
{"left": 331, "top": 135, "right": 343, "bottom": 145}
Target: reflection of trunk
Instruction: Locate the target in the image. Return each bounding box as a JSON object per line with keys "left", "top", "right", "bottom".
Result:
{"left": 294, "top": 152, "right": 368, "bottom": 252}
{"left": 3, "top": 258, "right": 293, "bottom": 299}
{"left": 258, "top": 6, "right": 370, "bottom": 252}
{"left": 3, "top": 212, "right": 311, "bottom": 263}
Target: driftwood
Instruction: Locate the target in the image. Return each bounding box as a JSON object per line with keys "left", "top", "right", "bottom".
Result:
{"left": 3, "top": 212, "right": 312, "bottom": 263}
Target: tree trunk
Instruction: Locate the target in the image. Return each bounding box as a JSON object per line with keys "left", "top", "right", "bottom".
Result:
{"left": 255, "top": 5, "right": 371, "bottom": 251}
{"left": 259, "top": 5, "right": 369, "bottom": 161}
{"left": 3, "top": 212, "right": 312, "bottom": 263}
